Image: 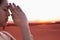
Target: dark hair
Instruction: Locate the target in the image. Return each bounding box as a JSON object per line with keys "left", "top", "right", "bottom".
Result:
{"left": 0, "top": 0, "right": 3, "bottom": 4}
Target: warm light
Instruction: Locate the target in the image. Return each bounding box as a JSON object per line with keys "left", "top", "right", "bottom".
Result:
{"left": 8, "top": 0, "right": 60, "bottom": 23}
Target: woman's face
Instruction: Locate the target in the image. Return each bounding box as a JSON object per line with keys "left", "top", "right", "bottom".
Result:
{"left": 0, "top": 0, "right": 10, "bottom": 26}
{"left": 0, "top": 0, "right": 9, "bottom": 16}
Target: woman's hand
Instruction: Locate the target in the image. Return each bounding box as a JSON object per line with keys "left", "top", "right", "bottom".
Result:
{"left": 9, "top": 3, "right": 33, "bottom": 40}
{"left": 9, "top": 3, "right": 28, "bottom": 26}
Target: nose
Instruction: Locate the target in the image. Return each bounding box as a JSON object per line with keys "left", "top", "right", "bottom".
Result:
{"left": 6, "top": 10, "right": 10, "bottom": 16}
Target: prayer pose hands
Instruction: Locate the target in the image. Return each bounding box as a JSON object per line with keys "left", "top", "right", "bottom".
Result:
{"left": 9, "top": 3, "right": 28, "bottom": 26}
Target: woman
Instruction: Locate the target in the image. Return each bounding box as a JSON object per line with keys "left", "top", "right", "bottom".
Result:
{"left": 0, "top": 0, "right": 33, "bottom": 40}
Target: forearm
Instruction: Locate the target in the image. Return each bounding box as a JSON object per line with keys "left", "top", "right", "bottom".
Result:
{"left": 9, "top": 3, "right": 33, "bottom": 40}
{"left": 19, "top": 23, "right": 33, "bottom": 40}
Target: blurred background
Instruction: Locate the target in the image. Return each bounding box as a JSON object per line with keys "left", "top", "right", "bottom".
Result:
{"left": 0, "top": 0, "right": 60, "bottom": 40}
{"left": 8, "top": 0, "right": 60, "bottom": 23}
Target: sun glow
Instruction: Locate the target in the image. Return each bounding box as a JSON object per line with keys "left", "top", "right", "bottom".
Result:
{"left": 8, "top": 0, "right": 60, "bottom": 23}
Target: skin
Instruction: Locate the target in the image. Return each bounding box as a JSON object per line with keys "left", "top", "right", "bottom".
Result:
{"left": 0, "top": 0, "right": 33, "bottom": 40}
{"left": 0, "top": 0, "right": 10, "bottom": 28}
{"left": 9, "top": 3, "right": 33, "bottom": 40}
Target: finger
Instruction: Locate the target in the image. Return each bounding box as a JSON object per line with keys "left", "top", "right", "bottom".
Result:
{"left": 9, "top": 3, "right": 22, "bottom": 14}
{"left": 9, "top": 3, "right": 16, "bottom": 18}
{"left": 9, "top": 3, "right": 15, "bottom": 13}
{"left": 13, "top": 3, "right": 17, "bottom": 9}
{"left": 17, "top": 6, "right": 23, "bottom": 12}
{"left": 12, "top": 3, "right": 22, "bottom": 11}
{"left": 12, "top": 3, "right": 24, "bottom": 15}
{"left": 9, "top": 3, "right": 19, "bottom": 19}
{"left": 9, "top": 3, "right": 18, "bottom": 15}
{"left": 9, "top": 3, "right": 22, "bottom": 18}
{"left": 17, "top": 6, "right": 26, "bottom": 16}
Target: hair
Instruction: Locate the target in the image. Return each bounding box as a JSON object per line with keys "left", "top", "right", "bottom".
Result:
{"left": 0, "top": 0, "right": 3, "bottom": 4}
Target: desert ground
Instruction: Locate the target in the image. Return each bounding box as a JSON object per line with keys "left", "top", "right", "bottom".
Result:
{"left": 0, "top": 23, "right": 60, "bottom": 40}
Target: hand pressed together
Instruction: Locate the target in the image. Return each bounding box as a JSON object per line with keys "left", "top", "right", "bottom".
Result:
{"left": 0, "top": 1, "right": 33, "bottom": 40}
{"left": 9, "top": 3, "right": 28, "bottom": 26}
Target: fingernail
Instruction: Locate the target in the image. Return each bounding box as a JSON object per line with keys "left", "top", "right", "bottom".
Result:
{"left": 17, "top": 6, "right": 19, "bottom": 8}
{"left": 13, "top": 3, "right": 15, "bottom": 5}
{"left": 9, "top": 3, "right": 11, "bottom": 5}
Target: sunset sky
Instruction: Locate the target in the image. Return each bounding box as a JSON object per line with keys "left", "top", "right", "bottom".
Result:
{"left": 8, "top": 0, "right": 60, "bottom": 23}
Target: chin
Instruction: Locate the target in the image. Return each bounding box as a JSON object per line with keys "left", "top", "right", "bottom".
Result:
{"left": 0, "top": 18, "right": 8, "bottom": 27}
{"left": 0, "top": 22, "right": 6, "bottom": 27}
{"left": 0, "top": 20, "right": 7, "bottom": 27}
